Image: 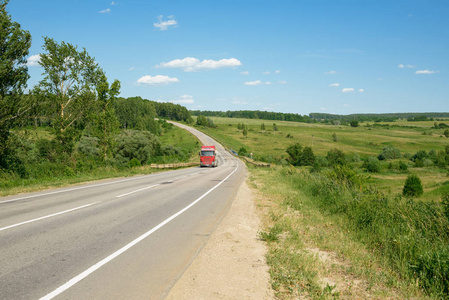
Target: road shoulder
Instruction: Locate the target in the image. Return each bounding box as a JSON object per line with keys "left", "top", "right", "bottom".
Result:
{"left": 165, "top": 178, "right": 274, "bottom": 299}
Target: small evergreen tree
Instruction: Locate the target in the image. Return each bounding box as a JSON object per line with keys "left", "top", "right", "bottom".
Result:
{"left": 402, "top": 174, "right": 423, "bottom": 197}
{"left": 261, "top": 123, "right": 266, "bottom": 131}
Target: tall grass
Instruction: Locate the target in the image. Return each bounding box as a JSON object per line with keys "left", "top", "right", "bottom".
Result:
{"left": 283, "top": 166, "right": 449, "bottom": 297}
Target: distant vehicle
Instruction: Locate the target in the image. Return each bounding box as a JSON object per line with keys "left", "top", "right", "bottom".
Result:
{"left": 200, "top": 145, "right": 218, "bottom": 167}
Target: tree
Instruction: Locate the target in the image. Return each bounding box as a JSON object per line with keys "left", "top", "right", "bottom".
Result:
{"left": 34, "top": 37, "right": 106, "bottom": 154}
{"left": 196, "top": 115, "right": 207, "bottom": 126}
{"left": 350, "top": 120, "right": 359, "bottom": 127}
{"left": 242, "top": 125, "right": 248, "bottom": 138}
{"left": 444, "top": 129, "right": 449, "bottom": 138}
{"left": 261, "top": 123, "right": 265, "bottom": 131}
{"left": 90, "top": 74, "right": 121, "bottom": 160}
{"left": 0, "top": 0, "right": 32, "bottom": 171}
{"left": 286, "top": 143, "right": 303, "bottom": 166}
{"left": 403, "top": 174, "right": 423, "bottom": 197}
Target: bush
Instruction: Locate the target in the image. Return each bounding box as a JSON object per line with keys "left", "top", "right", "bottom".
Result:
{"left": 378, "top": 146, "right": 401, "bottom": 160}
{"left": 77, "top": 136, "right": 100, "bottom": 157}
{"left": 364, "top": 156, "right": 381, "bottom": 173}
{"left": 326, "top": 148, "right": 346, "bottom": 166}
{"left": 403, "top": 174, "right": 424, "bottom": 197}
{"left": 114, "top": 130, "right": 161, "bottom": 166}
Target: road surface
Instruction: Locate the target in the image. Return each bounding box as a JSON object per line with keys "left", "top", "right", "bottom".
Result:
{"left": 0, "top": 123, "right": 245, "bottom": 299}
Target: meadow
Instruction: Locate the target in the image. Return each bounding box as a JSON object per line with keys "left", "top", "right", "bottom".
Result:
{"left": 198, "top": 117, "right": 449, "bottom": 202}
{"left": 194, "top": 116, "right": 449, "bottom": 298}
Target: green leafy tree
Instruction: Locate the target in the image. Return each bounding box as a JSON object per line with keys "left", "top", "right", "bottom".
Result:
{"left": 34, "top": 37, "right": 106, "bottom": 155}
{"left": 301, "top": 147, "right": 315, "bottom": 166}
{"left": 350, "top": 120, "right": 359, "bottom": 127}
{"left": 403, "top": 174, "right": 423, "bottom": 197}
{"left": 243, "top": 125, "right": 248, "bottom": 138}
{"left": 286, "top": 143, "right": 303, "bottom": 166}
{"left": 444, "top": 129, "right": 449, "bottom": 138}
{"left": 0, "top": 0, "right": 32, "bottom": 170}
{"left": 261, "top": 123, "right": 265, "bottom": 131}
{"left": 196, "top": 115, "right": 207, "bottom": 126}
{"left": 90, "top": 74, "right": 121, "bottom": 160}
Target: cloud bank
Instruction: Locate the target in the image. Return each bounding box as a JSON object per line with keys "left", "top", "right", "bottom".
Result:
{"left": 158, "top": 57, "right": 241, "bottom": 72}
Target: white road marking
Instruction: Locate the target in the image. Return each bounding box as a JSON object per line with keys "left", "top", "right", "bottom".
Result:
{"left": 39, "top": 164, "right": 239, "bottom": 300}
{"left": 0, "top": 202, "right": 99, "bottom": 232}
{"left": 116, "top": 184, "right": 160, "bottom": 198}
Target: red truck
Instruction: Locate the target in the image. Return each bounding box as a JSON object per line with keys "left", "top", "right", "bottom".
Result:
{"left": 200, "top": 145, "right": 218, "bottom": 167}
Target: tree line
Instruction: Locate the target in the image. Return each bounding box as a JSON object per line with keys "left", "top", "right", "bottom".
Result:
{"left": 190, "top": 110, "right": 313, "bottom": 123}
{"left": 0, "top": 1, "right": 193, "bottom": 178}
{"left": 310, "top": 112, "right": 449, "bottom": 123}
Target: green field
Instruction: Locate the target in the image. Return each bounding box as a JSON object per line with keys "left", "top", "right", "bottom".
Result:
{"left": 193, "top": 117, "right": 449, "bottom": 298}
{"left": 197, "top": 117, "right": 449, "bottom": 202}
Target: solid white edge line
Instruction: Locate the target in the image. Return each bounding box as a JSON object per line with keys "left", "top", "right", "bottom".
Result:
{"left": 39, "top": 163, "right": 239, "bottom": 300}
{"left": 116, "top": 184, "right": 160, "bottom": 198}
{"left": 0, "top": 202, "right": 99, "bottom": 232}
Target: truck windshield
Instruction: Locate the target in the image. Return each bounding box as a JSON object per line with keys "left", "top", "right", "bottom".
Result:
{"left": 201, "top": 150, "right": 214, "bottom": 156}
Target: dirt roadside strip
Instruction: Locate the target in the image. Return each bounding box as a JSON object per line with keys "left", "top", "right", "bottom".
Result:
{"left": 165, "top": 176, "right": 275, "bottom": 300}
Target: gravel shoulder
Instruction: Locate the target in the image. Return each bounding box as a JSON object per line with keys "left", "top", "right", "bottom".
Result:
{"left": 166, "top": 176, "right": 274, "bottom": 299}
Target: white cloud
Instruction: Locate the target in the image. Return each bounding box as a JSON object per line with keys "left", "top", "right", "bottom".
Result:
{"left": 154, "top": 15, "right": 177, "bottom": 31}
{"left": 358, "top": 89, "right": 365, "bottom": 92}
{"left": 263, "top": 71, "right": 270, "bottom": 75}
{"left": 398, "top": 64, "right": 414, "bottom": 68}
{"left": 265, "top": 81, "right": 272, "bottom": 85}
{"left": 245, "top": 80, "right": 263, "bottom": 86}
{"left": 137, "top": 75, "right": 179, "bottom": 85}
{"left": 329, "top": 83, "right": 340, "bottom": 87}
{"left": 233, "top": 100, "right": 248, "bottom": 105}
{"left": 26, "top": 54, "right": 41, "bottom": 67}
{"left": 158, "top": 57, "right": 241, "bottom": 72}
{"left": 342, "top": 88, "right": 354, "bottom": 93}
{"left": 99, "top": 8, "right": 111, "bottom": 13}
{"left": 171, "top": 95, "right": 194, "bottom": 104}
{"left": 110, "top": 1, "right": 117, "bottom": 5}
{"left": 275, "top": 70, "right": 281, "bottom": 74}
{"left": 240, "top": 71, "right": 249, "bottom": 75}
{"left": 278, "top": 81, "right": 287, "bottom": 84}
{"left": 416, "top": 70, "right": 435, "bottom": 74}
{"left": 325, "top": 70, "right": 337, "bottom": 74}
{"left": 128, "top": 67, "right": 135, "bottom": 71}
{"left": 343, "top": 104, "right": 352, "bottom": 107}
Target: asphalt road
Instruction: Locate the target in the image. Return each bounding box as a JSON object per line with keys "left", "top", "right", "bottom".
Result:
{"left": 0, "top": 123, "right": 245, "bottom": 299}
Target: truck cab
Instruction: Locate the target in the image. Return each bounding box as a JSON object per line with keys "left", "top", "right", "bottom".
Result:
{"left": 200, "top": 145, "right": 218, "bottom": 167}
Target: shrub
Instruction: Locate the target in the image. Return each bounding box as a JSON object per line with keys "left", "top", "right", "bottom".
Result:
{"left": 326, "top": 148, "right": 346, "bottom": 166}
{"left": 444, "top": 129, "right": 449, "bottom": 138}
{"left": 286, "top": 143, "right": 302, "bottom": 166}
{"left": 442, "top": 193, "right": 449, "bottom": 221}
{"left": 364, "top": 156, "right": 381, "bottom": 173}
{"left": 378, "top": 145, "right": 401, "bottom": 160}
{"left": 128, "top": 158, "right": 141, "bottom": 168}
{"left": 350, "top": 120, "right": 359, "bottom": 127}
{"left": 77, "top": 136, "right": 100, "bottom": 157}
{"left": 238, "top": 147, "right": 248, "bottom": 156}
{"left": 403, "top": 174, "right": 424, "bottom": 197}
{"left": 114, "top": 130, "right": 161, "bottom": 166}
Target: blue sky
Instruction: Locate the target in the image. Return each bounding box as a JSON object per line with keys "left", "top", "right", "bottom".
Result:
{"left": 8, "top": 0, "right": 449, "bottom": 115}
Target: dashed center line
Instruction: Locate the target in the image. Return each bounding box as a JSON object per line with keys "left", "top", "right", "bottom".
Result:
{"left": 116, "top": 184, "right": 161, "bottom": 198}
{"left": 0, "top": 202, "right": 99, "bottom": 232}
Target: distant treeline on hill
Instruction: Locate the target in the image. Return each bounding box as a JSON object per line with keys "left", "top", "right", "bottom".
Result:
{"left": 114, "top": 96, "right": 193, "bottom": 130}
{"left": 190, "top": 110, "right": 313, "bottom": 123}
{"left": 309, "top": 112, "right": 449, "bottom": 122}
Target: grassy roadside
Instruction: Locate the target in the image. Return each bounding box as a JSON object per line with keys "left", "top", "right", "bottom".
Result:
{"left": 249, "top": 165, "right": 430, "bottom": 299}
